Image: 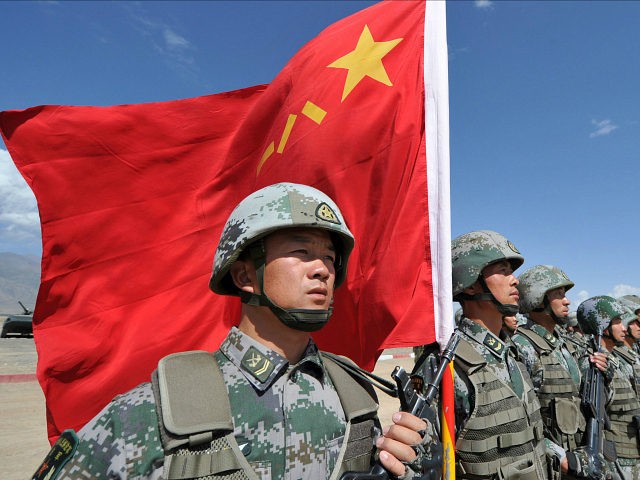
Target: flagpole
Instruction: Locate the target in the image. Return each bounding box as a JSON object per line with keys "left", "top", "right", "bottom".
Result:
{"left": 424, "top": 1, "right": 455, "bottom": 478}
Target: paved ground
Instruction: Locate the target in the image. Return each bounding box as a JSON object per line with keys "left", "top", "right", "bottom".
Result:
{"left": 0, "top": 337, "right": 415, "bottom": 480}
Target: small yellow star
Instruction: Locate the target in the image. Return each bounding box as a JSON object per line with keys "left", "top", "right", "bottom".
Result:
{"left": 328, "top": 25, "right": 402, "bottom": 101}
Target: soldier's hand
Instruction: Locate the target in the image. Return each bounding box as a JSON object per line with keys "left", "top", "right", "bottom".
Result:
{"left": 376, "top": 412, "right": 426, "bottom": 477}
{"left": 590, "top": 351, "right": 608, "bottom": 372}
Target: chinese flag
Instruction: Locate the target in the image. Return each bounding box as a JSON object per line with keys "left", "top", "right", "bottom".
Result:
{"left": 1, "top": 0, "right": 453, "bottom": 452}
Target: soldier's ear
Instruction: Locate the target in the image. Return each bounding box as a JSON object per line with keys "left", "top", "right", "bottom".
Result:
{"left": 230, "top": 260, "right": 255, "bottom": 293}
{"left": 463, "top": 281, "right": 481, "bottom": 295}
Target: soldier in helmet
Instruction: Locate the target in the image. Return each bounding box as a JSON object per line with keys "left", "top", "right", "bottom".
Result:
{"left": 618, "top": 295, "right": 640, "bottom": 355}
{"left": 413, "top": 230, "right": 550, "bottom": 479}
{"left": 564, "top": 311, "right": 590, "bottom": 352}
{"left": 502, "top": 314, "right": 519, "bottom": 337}
{"left": 511, "top": 265, "right": 608, "bottom": 479}
{"left": 33, "top": 183, "right": 434, "bottom": 480}
{"left": 577, "top": 296, "right": 640, "bottom": 480}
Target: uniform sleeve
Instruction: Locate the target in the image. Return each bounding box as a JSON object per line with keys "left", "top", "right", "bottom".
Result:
{"left": 49, "top": 383, "right": 165, "bottom": 480}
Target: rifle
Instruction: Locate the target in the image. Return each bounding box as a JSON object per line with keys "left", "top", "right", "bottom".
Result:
{"left": 340, "top": 331, "right": 461, "bottom": 480}
{"left": 580, "top": 329, "right": 617, "bottom": 479}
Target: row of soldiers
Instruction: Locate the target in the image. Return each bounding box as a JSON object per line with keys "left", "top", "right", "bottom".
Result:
{"left": 31, "top": 185, "right": 638, "bottom": 480}
{"left": 412, "top": 230, "right": 640, "bottom": 480}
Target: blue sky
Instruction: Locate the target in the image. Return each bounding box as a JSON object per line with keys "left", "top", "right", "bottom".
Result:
{"left": 1, "top": 1, "right": 638, "bottom": 310}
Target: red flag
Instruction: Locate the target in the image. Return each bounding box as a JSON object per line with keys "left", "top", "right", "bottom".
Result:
{"left": 1, "top": 0, "right": 452, "bottom": 445}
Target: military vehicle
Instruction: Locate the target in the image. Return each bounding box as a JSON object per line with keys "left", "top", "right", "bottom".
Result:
{"left": 0, "top": 300, "right": 33, "bottom": 337}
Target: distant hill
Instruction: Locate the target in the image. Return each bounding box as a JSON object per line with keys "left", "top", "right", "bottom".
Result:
{"left": 0, "top": 252, "right": 40, "bottom": 313}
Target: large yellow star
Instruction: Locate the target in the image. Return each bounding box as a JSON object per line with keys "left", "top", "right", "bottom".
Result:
{"left": 328, "top": 25, "right": 403, "bottom": 101}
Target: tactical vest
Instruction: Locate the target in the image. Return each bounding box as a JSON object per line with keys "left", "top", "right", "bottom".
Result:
{"left": 615, "top": 346, "right": 640, "bottom": 397}
{"left": 607, "top": 348, "right": 640, "bottom": 460}
{"left": 515, "top": 327, "right": 585, "bottom": 451}
{"left": 454, "top": 339, "right": 548, "bottom": 480}
{"left": 150, "top": 350, "right": 379, "bottom": 480}
{"left": 559, "top": 330, "right": 585, "bottom": 359}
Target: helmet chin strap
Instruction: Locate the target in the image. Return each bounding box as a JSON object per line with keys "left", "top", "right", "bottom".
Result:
{"left": 240, "top": 241, "right": 333, "bottom": 332}
{"left": 457, "top": 277, "right": 519, "bottom": 317}
{"left": 533, "top": 297, "right": 567, "bottom": 326}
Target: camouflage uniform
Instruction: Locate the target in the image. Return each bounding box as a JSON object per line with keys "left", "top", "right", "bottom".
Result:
{"left": 412, "top": 230, "right": 550, "bottom": 479}
{"left": 510, "top": 264, "right": 599, "bottom": 478}
{"left": 415, "top": 316, "right": 549, "bottom": 479}
{"left": 593, "top": 347, "right": 640, "bottom": 480}
{"left": 559, "top": 326, "right": 590, "bottom": 358}
{"left": 577, "top": 296, "right": 640, "bottom": 480}
{"left": 511, "top": 323, "right": 590, "bottom": 477}
{"left": 41, "top": 327, "right": 369, "bottom": 480}
{"left": 35, "top": 183, "right": 438, "bottom": 480}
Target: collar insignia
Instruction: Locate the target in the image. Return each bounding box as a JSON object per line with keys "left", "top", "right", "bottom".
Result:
{"left": 483, "top": 334, "right": 504, "bottom": 354}
{"left": 241, "top": 346, "right": 275, "bottom": 383}
{"left": 544, "top": 332, "right": 557, "bottom": 346}
{"left": 32, "top": 429, "right": 78, "bottom": 480}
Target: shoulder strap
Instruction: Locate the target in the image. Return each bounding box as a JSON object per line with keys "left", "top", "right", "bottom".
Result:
{"left": 453, "top": 337, "right": 486, "bottom": 375}
{"left": 613, "top": 346, "right": 635, "bottom": 365}
{"left": 321, "top": 352, "right": 379, "bottom": 421}
{"left": 152, "top": 350, "right": 233, "bottom": 450}
{"left": 152, "top": 351, "right": 257, "bottom": 480}
{"left": 515, "top": 327, "right": 552, "bottom": 354}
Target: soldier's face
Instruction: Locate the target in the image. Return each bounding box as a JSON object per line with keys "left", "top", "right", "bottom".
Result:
{"left": 503, "top": 315, "right": 518, "bottom": 332}
{"left": 609, "top": 318, "right": 626, "bottom": 343}
{"left": 262, "top": 228, "right": 336, "bottom": 311}
{"left": 547, "top": 287, "right": 570, "bottom": 318}
{"left": 628, "top": 319, "right": 640, "bottom": 339}
{"left": 482, "top": 260, "right": 519, "bottom": 306}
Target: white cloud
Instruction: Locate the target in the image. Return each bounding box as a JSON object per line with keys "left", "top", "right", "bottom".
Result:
{"left": 589, "top": 119, "right": 618, "bottom": 138}
{"left": 0, "top": 149, "right": 40, "bottom": 253}
{"left": 610, "top": 284, "right": 640, "bottom": 298}
{"left": 474, "top": 0, "right": 494, "bottom": 9}
{"left": 572, "top": 289, "right": 590, "bottom": 306}
{"left": 163, "top": 28, "right": 190, "bottom": 50}
{"left": 127, "top": 8, "right": 197, "bottom": 75}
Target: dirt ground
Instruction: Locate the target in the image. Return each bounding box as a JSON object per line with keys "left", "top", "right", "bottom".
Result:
{"left": 0, "top": 337, "right": 415, "bottom": 480}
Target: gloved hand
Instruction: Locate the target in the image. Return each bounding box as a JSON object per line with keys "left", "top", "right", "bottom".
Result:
{"left": 565, "top": 448, "right": 610, "bottom": 479}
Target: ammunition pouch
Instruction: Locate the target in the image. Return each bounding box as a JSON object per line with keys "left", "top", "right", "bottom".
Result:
{"left": 499, "top": 458, "right": 539, "bottom": 480}
{"left": 553, "top": 397, "right": 582, "bottom": 436}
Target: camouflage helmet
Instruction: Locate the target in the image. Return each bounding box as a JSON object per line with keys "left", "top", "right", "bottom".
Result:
{"left": 576, "top": 295, "right": 627, "bottom": 336}
{"left": 451, "top": 230, "right": 524, "bottom": 298}
{"left": 620, "top": 305, "right": 639, "bottom": 326}
{"left": 618, "top": 295, "right": 640, "bottom": 314}
{"left": 210, "top": 182, "right": 355, "bottom": 296}
{"left": 517, "top": 265, "right": 574, "bottom": 313}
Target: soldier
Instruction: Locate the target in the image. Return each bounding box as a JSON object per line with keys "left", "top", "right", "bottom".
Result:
{"left": 618, "top": 295, "right": 640, "bottom": 355}
{"left": 413, "top": 230, "right": 550, "bottom": 479}
{"left": 511, "top": 265, "right": 608, "bottom": 479}
{"left": 502, "top": 314, "right": 519, "bottom": 337}
{"left": 564, "top": 311, "right": 590, "bottom": 353}
{"left": 577, "top": 296, "right": 640, "bottom": 480}
{"left": 33, "top": 183, "right": 435, "bottom": 480}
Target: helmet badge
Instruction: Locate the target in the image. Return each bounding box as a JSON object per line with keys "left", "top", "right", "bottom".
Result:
{"left": 506, "top": 240, "right": 520, "bottom": 254}
{"left": 316, "top": 203, "right": 341, "bottom": 225}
